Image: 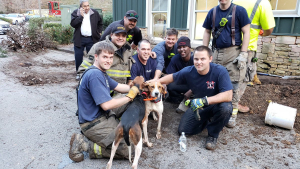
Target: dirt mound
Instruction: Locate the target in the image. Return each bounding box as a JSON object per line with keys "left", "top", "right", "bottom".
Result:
{"left": 240, "top": 75, "right": 300, "bottom": 132}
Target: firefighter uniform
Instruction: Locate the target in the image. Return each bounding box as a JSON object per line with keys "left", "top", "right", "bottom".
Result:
{"left": 78, "top": 35, "right": 135, "bottom": 84}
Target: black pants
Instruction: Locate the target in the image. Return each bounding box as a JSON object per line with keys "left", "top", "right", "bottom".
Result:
{"left": 178, "top": 102, "right": 232, "bottom": 138}
{"left": 167, "top": 82, "right": 189, "bottom": 103}
{"left": 74, "top": 36, "right": 94, "bottom": 72}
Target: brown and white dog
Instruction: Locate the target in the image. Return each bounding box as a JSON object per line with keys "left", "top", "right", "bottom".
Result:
{"left": 141, "top": 81, "right": 167, "bottom": 147}
{"left": 106, "top": 76, "right": 145, "bottom": 169}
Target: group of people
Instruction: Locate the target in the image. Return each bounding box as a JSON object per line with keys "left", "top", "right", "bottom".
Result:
{"left": 69, "top": 0, "right": 275, "bottom": 163}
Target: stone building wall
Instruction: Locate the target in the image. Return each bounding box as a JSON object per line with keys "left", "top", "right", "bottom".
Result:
{"left": 257, "top": 36, "right": 300, "bottom": 76}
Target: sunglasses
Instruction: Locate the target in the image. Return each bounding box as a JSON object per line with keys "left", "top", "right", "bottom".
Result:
{"left": 126, "top": 13, "right": 139, "bottom": 19}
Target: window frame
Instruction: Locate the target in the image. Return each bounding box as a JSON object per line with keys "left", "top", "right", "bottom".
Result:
{"left": 147, "top": 0, "right": 172, "bottom": 41}
{"left": 272, "top": 0, "right": 300, "bottom": 17}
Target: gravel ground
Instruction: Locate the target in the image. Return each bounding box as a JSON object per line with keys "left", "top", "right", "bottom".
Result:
{"left": 0, "top": 49, "right": 299, "bottom": 169}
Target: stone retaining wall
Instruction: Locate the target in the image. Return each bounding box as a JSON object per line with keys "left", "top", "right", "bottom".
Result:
{"left": 257, "top": 36, "right": 300, "bottom": 76}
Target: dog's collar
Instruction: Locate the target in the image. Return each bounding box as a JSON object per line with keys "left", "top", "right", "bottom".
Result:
{"left": 142, "top": 91, "right": 161, "bottom": 103}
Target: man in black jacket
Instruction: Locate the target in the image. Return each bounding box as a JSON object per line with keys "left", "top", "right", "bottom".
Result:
{"left": 71, "top": 0, "right": 103, "bottom": 80}
{"left": 100, "top": 10, "right": 142, "bottom": 50}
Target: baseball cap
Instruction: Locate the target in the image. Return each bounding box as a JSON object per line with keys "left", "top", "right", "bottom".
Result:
{"left": 111, "top": 24, "right": 127, "bottom": 34}
{"left": 177, "top": 36, "right": 191, "bottom": 48}
{"left": 125, "top": 10, "right": 139, "bottom": 21}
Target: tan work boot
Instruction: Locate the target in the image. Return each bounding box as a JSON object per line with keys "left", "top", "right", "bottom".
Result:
{"left": 226, "top": 109, "right": 238, "bottom": 128}
{"left": 238, "top": 103, "right": 250, "bottom": 113}
{"left": 252, "top": 74, "right": 261, "bottom": 85}
{"left": 176, "top": 99, "right": 189, "bottom": 114}
{"left": 69, "top": 133, "right": 90, "bottom": 162}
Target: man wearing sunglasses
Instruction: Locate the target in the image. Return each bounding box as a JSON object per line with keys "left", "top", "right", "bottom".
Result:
{"left": 101, "top": 10, "right": 142, "bottom": 50}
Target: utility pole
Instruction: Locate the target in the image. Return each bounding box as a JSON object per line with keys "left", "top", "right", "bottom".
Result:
{"left": 39, "top": 0, "right": 41, "bottom": 17}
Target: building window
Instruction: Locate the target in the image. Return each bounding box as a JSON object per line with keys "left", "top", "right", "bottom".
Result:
{"left": 152, "top": 0, "right": 169, "bottom": 38}
{"left": 194, "top": 0, "right": 218, "bottom": 40}
{"left": 270, "top": 0, "right": 297, "bottom": 10}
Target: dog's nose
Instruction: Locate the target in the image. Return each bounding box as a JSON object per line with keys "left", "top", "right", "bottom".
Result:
{"left": 155, "top": 92, "right": 159, "bottom": 97}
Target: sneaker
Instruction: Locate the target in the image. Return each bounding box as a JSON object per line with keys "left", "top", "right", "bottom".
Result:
{"left": 69, "top": 133, "right": 89, "bottom": 162}
{"left": 238, "top": 103, "right": 250, "bottom": 113}
{"left": 76, "top": 74, "right": 80, "bottom": 81}
{"left": 205, "top": 136, "right": 217, "bottom": 150}
{"left": 176, "top": 99, "right": 189, "bottom": 113}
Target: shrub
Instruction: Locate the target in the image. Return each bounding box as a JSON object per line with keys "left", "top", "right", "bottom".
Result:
{"left": 3, "top": 23, "right": 57, "bottom": 52}
{"left": 29, "top": 17, "right": 45, "bottom": 28}
{"left": 44, "top": 16, "right": 61, "bottom": 21}
{"left": 0, "top": 17, "right": 12, "bottom": 24}
{"left": 45, "top": 25, "right": 74, "bottom": 45}
{"left": 103, "top": 13, "right": 113, "bottom": 30}
{"left": 0, "top": 47, "right": 8, "bottom": 58}
{"left": 43, "top": 23, "right": 62, "bottom": 29}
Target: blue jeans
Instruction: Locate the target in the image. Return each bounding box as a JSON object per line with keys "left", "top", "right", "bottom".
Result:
{"left": 74, "top": 36, "right": 94, "bottom": 71}
{"left": 178, "top": 102, "right": 232, "bottom": 138}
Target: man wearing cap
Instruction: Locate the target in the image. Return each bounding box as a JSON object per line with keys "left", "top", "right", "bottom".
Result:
{"left": 165, "top": 36, "right": 194, "bottom": 104}
{"left": 71, "top": 0, "right": 103, "bottom": 80}
{"left": 78, "top": 24, "right": 134, "bottom": 85}
{"left": 100, "top": 10, "right": 142, "bottom": 50}
{"left": 130, "top": 39, "right": 157, "bottom": 81}
{"left": 69, "top": 41, "right": 140, "bottom": 162}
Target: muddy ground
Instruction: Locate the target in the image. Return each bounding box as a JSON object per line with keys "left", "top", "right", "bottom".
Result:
{"left": 0, "top": 49, "right": 299, "bottom": 169}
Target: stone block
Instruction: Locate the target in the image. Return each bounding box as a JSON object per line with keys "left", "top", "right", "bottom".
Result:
{"left": 257, "top": 46, "right": 262, "bottom": 53}
{"left": 296, "top": 39, "right": 300, "bottom": 44}
{"left": 291, "top": 46, "right": 300, "bottom": 52}
{"left": 270, "top": 64, "right": 278, "bottom": 68}
{"left": 291, "top": 59, "right": 300, "bottom": 64}
{"left": 257, "top": 38, "right": 262, "bottom": 45}
{"left": 297, "top": 37, "right": 300, "bottom": 39}
{"left": 291, "top": 63, "right": 299, "bottom": 67}
{"left": 275, "top": 51, "right": 289, "bottom": 56}
{"left": 289, "top": 56, "right": 300, "bottom": 60}
{"left": 275, "top": 58, "right": 284, "bottom": 62}
{"left": 256, "top": 53, "right": 267, "bottom": 60}
{"left": 289, "top": 52, "right": 300, "bottom": 57}
{"left": 275, "top": 47, "right": 292, "bottom": 52}
{"left": 266, "top": 57, "right": 274, "bottom": 61}
{"left": 288, "top": 66, "right": 300, "bottom": 70}
{"left": 262, "top": 43, "right": 275, "bottom": 54}
{"left": 267, "top": 35, "right": 277, "bottom": 38}
{"left": 291, "top": 70, "right": 300, "bottom": 76}
{"left": 278, "top": 65, "right": 288, "bottom": 69}
{"left": 257, "top": 62, "right": 270, "bottom": 69}
{"left": 276, "top": 44, "right": 289, "bottom": 47}
{"left": 257, "top": 67, "right": 268, "bottom": 73}
{"left": 269, "top": 68, "right": 276, "bottom": 73}
{"left": 274, "top": 69, "right": 286, "bottom": 75}
{"left": 271, "top": 38, "right": 276, "bottom": 43}
{"left": 261, "top": 37, "right": 271, "bottom": 42}
{"left": 275, "top": 36, "right": 296, "bottom": 44}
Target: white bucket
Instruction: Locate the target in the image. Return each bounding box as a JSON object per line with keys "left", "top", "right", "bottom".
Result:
{"left": 265, "top": 102, "right": 297, "bottom": 130}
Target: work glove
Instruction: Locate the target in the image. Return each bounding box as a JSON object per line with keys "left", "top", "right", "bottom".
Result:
{"left": 190, "top": 96, "right": 209, "bottom": 112}
{"left": 126, "top": 86, "right": 139, "bottom": 101}
{"left": 233, "top": 51, "right": 248, "bottom": 70}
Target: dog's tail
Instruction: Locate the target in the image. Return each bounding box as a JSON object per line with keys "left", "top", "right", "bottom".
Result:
{"left": 123, "top": 127, "right": 132, "bottom": 162}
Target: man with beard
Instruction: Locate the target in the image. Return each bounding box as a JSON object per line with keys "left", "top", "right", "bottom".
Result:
{"left": 100, "top": 10, "right": 142, "bottom": 50}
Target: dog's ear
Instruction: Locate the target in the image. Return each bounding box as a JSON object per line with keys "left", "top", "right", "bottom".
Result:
{"left": 142, "top": 82, "right": 149, "bottom": 92}
{"left": 161, "top": 84, "right": 168, "bottom": 98}
{"left": 133, "top": 76, "right": 145, "bottom": 86}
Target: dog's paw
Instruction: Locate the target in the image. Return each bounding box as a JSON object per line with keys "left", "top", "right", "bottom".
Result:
{"left": 156, "top": 133, "right": 161, "bottom": 139}
{"left": 146, "top": 142, "right": 153, "bottom": 147}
